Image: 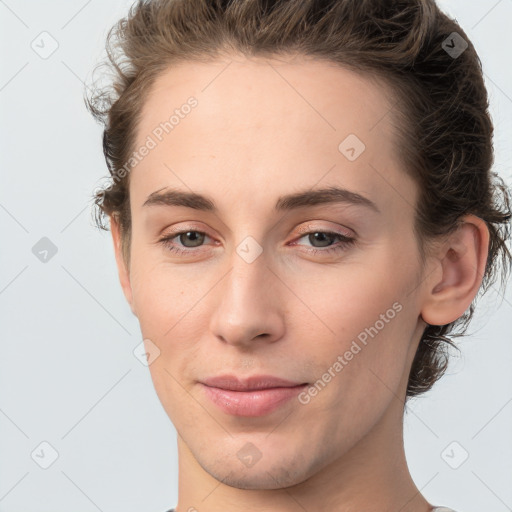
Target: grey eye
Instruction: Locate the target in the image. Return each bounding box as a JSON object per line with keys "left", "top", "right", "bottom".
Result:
{"left": 178, "top": 231, "right": 206, "bottom": 248}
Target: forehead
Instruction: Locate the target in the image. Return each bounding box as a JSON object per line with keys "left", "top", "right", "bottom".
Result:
{"left": 130, "top": 55, "right": 415, "bottom": 219}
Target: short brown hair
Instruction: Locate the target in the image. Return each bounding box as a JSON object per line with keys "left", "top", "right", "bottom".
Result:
{"left": 86, "top": 0, "right": 511, "bottom": 398}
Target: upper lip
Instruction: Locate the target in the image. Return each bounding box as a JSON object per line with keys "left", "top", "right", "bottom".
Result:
{"left": 201, "top": 375, "right": 307, "bottom": 391}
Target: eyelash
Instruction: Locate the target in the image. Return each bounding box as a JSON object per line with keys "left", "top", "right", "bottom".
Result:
{"left": 158, "top": 227, "right": 356, "bottom": 257}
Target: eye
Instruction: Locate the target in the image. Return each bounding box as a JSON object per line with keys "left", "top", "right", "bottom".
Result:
{"left": 158, "top": 229, "right": 212, "bottom": 255}
{"left": 292, "top": 229, "right": 356, "bottom": 256}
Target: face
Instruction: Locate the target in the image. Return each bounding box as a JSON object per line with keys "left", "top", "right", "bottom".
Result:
{"left": 120, "top": 55, "right": 429, "bottom": 489}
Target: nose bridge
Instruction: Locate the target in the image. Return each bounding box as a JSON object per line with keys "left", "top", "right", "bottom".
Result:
{"left": 208, "top": 239, "right": 285, "bottom": 346}
{"left": 223, "top": 242, "right": 273, "bottom": 316}
{"left": 223, "top": 229, "right": 273, "bottom": 299}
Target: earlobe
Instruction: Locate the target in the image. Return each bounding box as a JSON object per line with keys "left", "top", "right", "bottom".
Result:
{"left": 420, "top": 215, "right": 489, "bottom": 326}
{"left": 110, "top": 214, "right": 136, "bottom": 316}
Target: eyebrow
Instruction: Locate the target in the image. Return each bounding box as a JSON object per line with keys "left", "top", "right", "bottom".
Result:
{"left": 142, "top": 185, "right": 380, "bottom": 213}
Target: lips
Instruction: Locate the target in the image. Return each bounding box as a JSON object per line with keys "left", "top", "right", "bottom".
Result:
{"left": 199, "top": 374, "right": 309, "bottom": 417}
{"left": 200, "top": 374, "right": 306, "bottom": 391}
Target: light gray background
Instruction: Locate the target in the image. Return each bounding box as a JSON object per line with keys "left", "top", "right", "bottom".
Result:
{"left": 0, "top": 1, "right": 511, "bottom": 511}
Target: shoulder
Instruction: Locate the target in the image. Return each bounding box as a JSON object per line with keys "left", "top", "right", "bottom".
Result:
{"left": 166, "top": 507, "right": 457, "bottom": 512}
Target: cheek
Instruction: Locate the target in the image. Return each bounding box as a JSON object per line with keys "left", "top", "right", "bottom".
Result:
{"left": 129, "top": 253, "right": 207, "bottom": 338}
{"left": 291, "top": 257, "right": 406, "bottom": 343}
{"left": 130, "top": 257, "right": 210, "bottom": 422}
{"left": 293, "top": 252, "right": 419, "bottom": 395}
{"left": 129, "top": 253, "right": 215, "bottom": 385}
{"left": 291, "top": 268, "right": 417, "bottom": 447}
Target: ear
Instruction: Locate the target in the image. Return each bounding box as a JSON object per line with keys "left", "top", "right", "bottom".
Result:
{"left": 110, "top": 214, "right": 136, "bottom": 316}
{"left": 420, "top": 214, "right": 490, "bottom": 326}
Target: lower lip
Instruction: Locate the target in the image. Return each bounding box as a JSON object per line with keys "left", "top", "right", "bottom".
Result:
{"left": 200, "top": 383, "right": 308, "bottom": 417}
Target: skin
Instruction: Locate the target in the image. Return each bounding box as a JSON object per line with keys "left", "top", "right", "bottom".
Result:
{"left": 110, "top": 54, "right": 489, "bottom": 512}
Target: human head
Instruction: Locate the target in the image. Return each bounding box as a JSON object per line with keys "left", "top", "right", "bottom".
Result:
{"left": 87, "top": 0, "right": 510, "bottom": 401}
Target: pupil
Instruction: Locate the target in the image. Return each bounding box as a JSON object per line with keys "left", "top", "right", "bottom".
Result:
{"left": 310, "top": 232, "right": 332, "bottom": 247}
{"left": 182, "top": 231, "right": 204, "bottom": 247}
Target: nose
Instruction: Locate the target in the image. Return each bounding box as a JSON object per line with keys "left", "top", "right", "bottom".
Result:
{"left": 208, "top": 249, "right": 286, "bottom": 348}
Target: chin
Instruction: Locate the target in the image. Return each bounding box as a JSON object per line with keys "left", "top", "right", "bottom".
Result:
{"left": 208, "top": 466, "right": 308, "bottom": 490}
{"left": 199, "top": 449, "right": 315, "bottom": 490}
